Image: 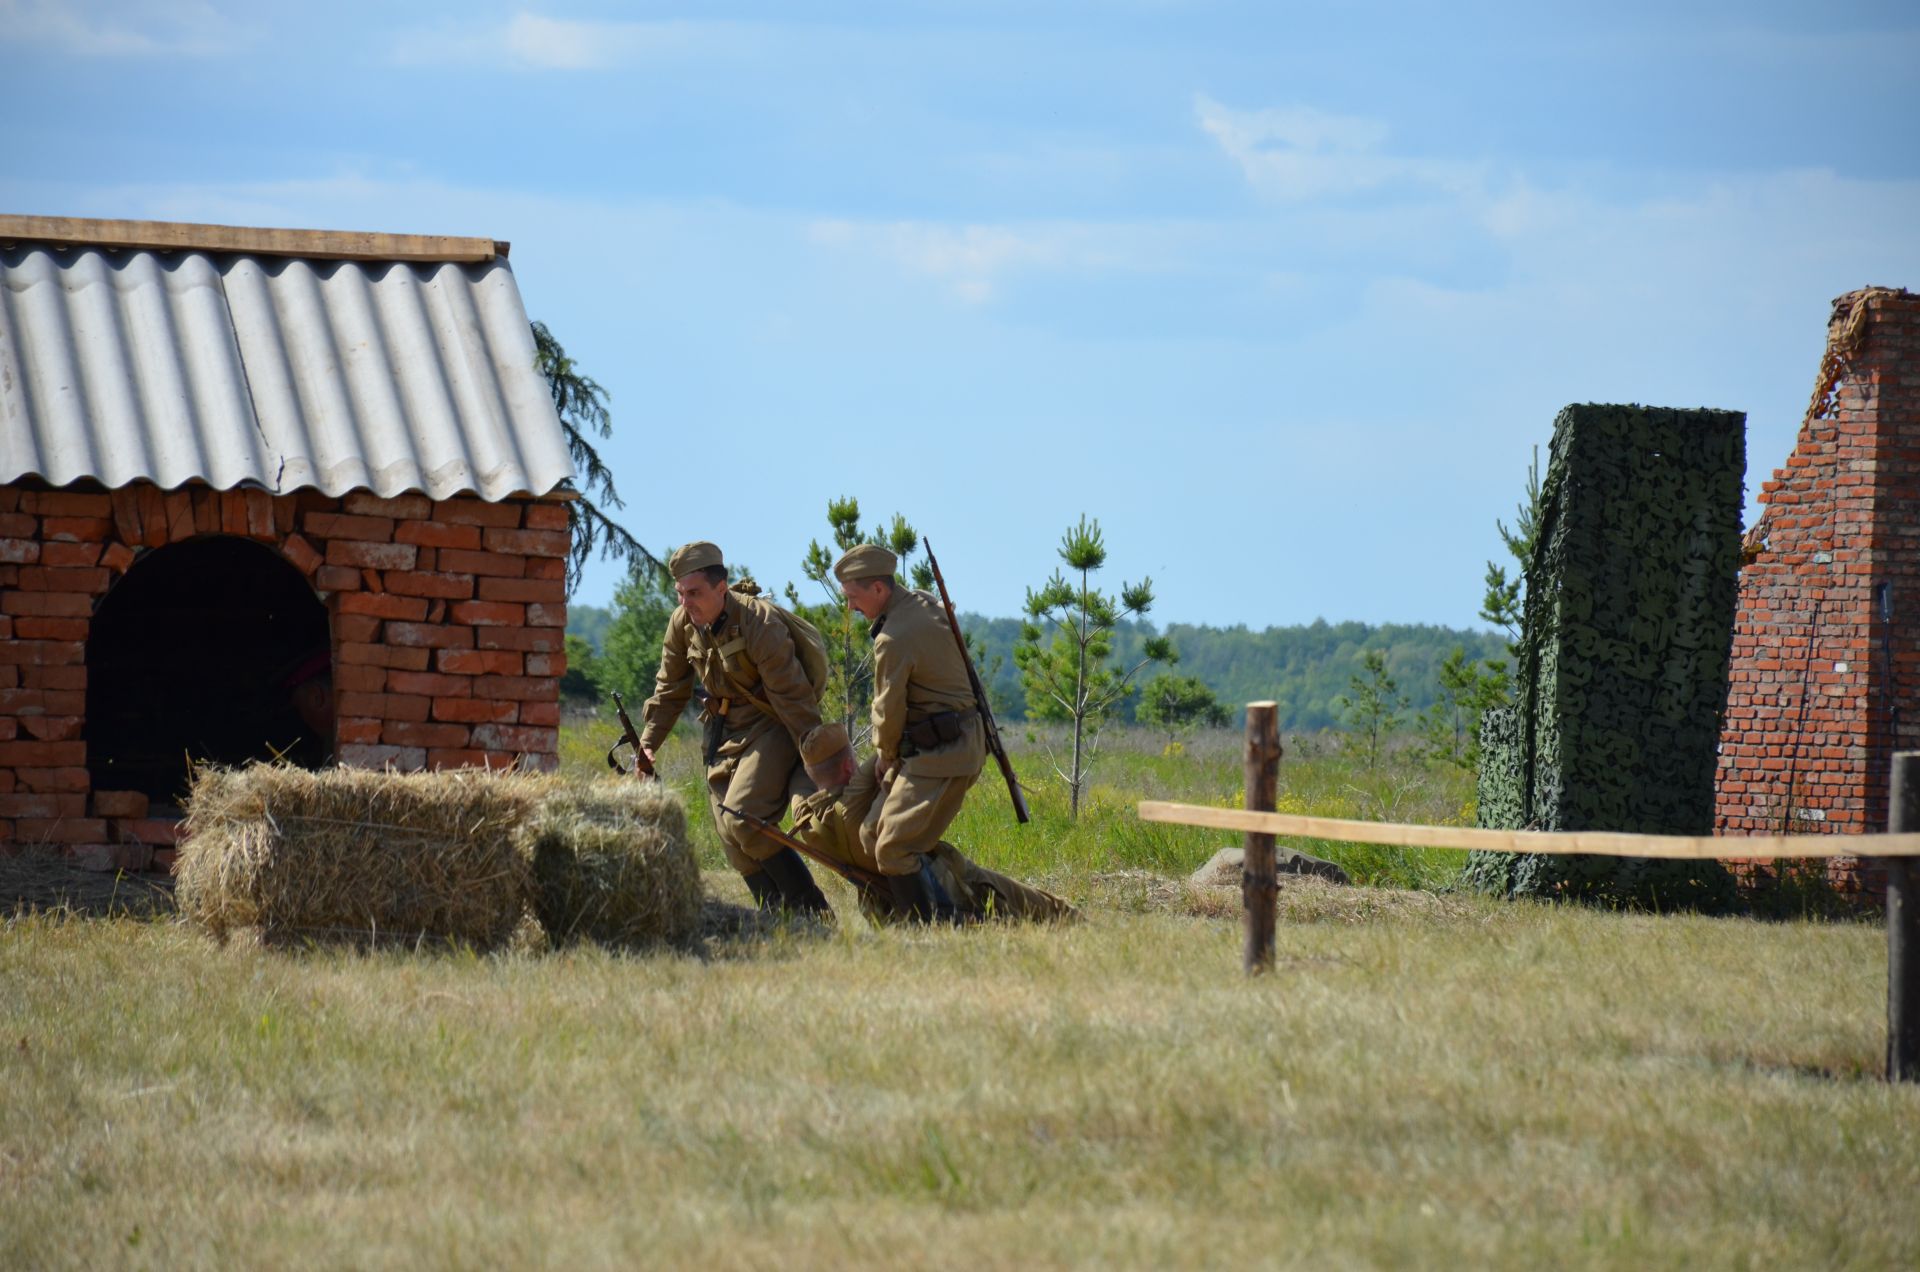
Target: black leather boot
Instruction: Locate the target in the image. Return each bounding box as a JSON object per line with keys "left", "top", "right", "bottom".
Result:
{"left": 885, "top": 859, "right": 962, "bottom": 925}
{"left": 744, "top": 869, "right": 780, "bottom": 912}
{"left": 759, "top": 848, "right": 833, "bottom": 919}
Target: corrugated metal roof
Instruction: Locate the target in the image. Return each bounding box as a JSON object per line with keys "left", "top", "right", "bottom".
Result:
{"left": 0, "top": 245, "right": 576, "bottom": 501}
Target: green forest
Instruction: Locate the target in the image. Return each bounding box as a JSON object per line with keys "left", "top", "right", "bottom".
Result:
{"left": 566, "top": 603, "right": 1505, "bottom": 731}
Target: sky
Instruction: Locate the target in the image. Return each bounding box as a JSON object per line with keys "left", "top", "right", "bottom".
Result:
{"left": 4, "top": 0, "right": 1917, "bottom": 631}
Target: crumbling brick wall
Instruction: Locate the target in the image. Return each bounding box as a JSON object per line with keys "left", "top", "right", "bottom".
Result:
{"left": 1715, "top": 286, "right": 1920, "bottom": 894}
{"left": 0, "top": 481, "right": 567, "bottom": 870}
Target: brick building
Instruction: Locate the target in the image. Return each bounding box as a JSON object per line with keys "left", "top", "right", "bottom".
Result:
{"left": 0, "top": 216, "right": 576, "bottom": 871}
{"left": 1715, "top": 286, "right": 1920, "bottom": 894}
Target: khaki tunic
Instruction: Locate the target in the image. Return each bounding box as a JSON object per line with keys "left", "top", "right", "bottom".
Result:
{"left": 640, "top": 585, "right": 824, "bottom": 873}
{"left": 788, "top": 759, "right": 1076, "bottom": 924}
{"left": 862, "top": 586, "right": 987, "bottom": 875}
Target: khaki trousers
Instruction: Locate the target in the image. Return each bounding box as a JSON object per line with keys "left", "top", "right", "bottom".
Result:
{"left": 704, "top": 725, "right": 807, "bottom": 876}
{"left": 859, "top": 764, "right": 979, "bottom": 877}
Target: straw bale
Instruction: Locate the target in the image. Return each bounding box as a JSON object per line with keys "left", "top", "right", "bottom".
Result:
{"left": 176, "top": 763, "right": 534, "bottom": 948}
{"left": 521, "top": 778, "right": 702, "bottom": 950}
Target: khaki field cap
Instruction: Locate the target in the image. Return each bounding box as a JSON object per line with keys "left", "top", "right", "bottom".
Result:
{"left": 668, "top": 540, "right": 724, "bottom": 579}
{"left": 832, "top": 543, "right": 897, "bottom": 584}
{"left": 800, "top": 721, "right": 851, "bottom": 765}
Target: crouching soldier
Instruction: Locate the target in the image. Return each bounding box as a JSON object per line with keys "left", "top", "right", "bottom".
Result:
{"left": 783, "top": 723, "right": 1076, "bottom": 925}
{"left": 637, "top": 541, "right": 836, "bottom": 918}
{"left": 832, "top": 543, "right": 992, "bottom": 922}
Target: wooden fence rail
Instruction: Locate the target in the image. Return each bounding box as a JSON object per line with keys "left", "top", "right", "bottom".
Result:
{"left": 1136, "top": 803, "right": 1920, "bottom": 860}
{"left": 1136, "top": 704, "right": 1920, "bottom": 1082}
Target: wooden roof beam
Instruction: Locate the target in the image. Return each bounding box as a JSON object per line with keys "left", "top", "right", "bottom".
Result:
{"left": 0, "top": 214, "right": 506, "bottom": 263}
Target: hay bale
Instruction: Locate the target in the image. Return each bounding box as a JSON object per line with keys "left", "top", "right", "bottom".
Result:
{"left": 521, "top": 778, "right": 701, "bottom": 950}
{"left": 176, "top": 763, "right": 534, "bottom": 949}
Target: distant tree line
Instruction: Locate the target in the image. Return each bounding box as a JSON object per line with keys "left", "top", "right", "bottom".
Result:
{"left": 567, "top": 601, "right": 1504, "bottom": 733}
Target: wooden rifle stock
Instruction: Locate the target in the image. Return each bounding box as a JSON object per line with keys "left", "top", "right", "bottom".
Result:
{"left": 717, "top": 802, "right": 886, "bottom": 889}
{"left": 607, "top": 691, "right": 655, "bottom": 777}
{"left": 923, "top": 539, "right": 1031, "bottom": 824}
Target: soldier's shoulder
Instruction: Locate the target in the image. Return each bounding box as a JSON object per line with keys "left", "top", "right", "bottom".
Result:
{"left": 725, "top": 587, "right": 786, "bottom": 633}
{"left": 902, "top": 589, "right": 953, "bottom": 635}
{"left": 888, "top": 588, "right": 938, "bottom": 622}
{"left": 789, "top": 787, "right": 838, "bottom": 825}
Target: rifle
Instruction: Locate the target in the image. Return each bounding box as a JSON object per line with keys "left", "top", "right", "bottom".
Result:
{"left": 923, "top": 539, "right": 1031, "bottom": 824}
{"left": 717, "top": 801, "right": 887, "bottom": 890}
{"left": 605, "top": 691, "right": 656, "bottom": 778}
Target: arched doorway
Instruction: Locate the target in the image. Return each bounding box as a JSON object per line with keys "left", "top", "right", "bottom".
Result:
{"left": 85, "top": 536, "right": 332, "bottom": 806}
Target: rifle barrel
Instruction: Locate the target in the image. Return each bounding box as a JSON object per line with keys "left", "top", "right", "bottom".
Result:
{"left": 924, "top": 540, "right": 1031, "bottom": 824}
{"left": 718, "top": 802, "right": 884, "bottom": 889}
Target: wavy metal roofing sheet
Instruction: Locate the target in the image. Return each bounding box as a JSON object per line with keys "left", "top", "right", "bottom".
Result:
{"left": 0, "top": 246, "right": 574, "bottom": 501}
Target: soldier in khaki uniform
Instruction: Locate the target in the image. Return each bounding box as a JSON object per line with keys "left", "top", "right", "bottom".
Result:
{"left": 638, "top": 541, "right": 837, "bottom": 917}
{"left": 833, "top": 543, "right": 986, "bottom": 921}
{"left": 785, "top": 723, "right": 1076, "bottom": 925}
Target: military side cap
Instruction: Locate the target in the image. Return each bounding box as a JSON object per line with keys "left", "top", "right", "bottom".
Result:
{"left": 668, "top": 540, "right": 724, "bottom": 578}
{"left": 833, "top": 543, "right": 897, "bottom": 583}
{"left": 800, "top": 722, "right": 851, "bottom": 765}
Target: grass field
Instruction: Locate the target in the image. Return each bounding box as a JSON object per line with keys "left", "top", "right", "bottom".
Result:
{"left": 4, "top": 718, "right": 1917, "bottom": 1268}
{"left": 564, "top": 715, "right": 1480, "bottom": 893}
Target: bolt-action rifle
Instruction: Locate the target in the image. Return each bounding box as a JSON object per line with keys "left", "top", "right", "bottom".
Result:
{"left": 717, "top": 801, "right": 887, "bottom": 890}
{"left": 923, "top": 539, "right": 1030, "bottom": 824}
{"left": 605, "top": 691, "right": 655, "bottom": 778}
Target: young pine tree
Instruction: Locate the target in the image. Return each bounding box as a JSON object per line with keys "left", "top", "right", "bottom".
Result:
{"left": 1417, "top": 646, "right": 1511, "bottom": 770}
{"left": 1014, "top": 515, "right": 1172, "bottom": 818}
{"left": 1337, "top": 649, "right": 1408, "bottom": 771}
{"left": 1480, "top": 445, "right": 1542, "bottom": 654}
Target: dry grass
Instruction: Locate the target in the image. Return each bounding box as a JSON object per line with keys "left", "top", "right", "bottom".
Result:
{"left": 4, "top": 724, "right": 1908, "bottom": 1266}
{"left": 4, "top": 885, "right": 1915, "bottom": 1269}
{"left": 0, "top": 848, "right": 174, "bottom": 918}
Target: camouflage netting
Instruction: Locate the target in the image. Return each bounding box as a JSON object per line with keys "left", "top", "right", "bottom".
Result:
{"left": 1463, "top": 404, "right": 1744, "bottom": 909}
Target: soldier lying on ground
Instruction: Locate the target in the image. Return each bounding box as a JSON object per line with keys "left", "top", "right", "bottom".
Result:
{"left": 778, "top": 724, "right": 1077, "bottom": 926}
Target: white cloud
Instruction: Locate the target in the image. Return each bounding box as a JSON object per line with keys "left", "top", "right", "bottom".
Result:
{"left": 0, "top": 0, "right": 246, "bottom": 57}
{"left": 809, "top": 219, "right": 1077, "bottom": 304}
{"left": 390, "top": 11, "right": 749, "bottom": 71}
{"left": 1195, "top": 93, "right": 1485, "bottom": 202}
{"left": 501, "top": 13, "right": 608, "bottom": 70}
{"left": 500, "top": 13, "right": 689, "bottom": 71}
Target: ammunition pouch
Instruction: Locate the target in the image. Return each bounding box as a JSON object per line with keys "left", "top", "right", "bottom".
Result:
{"left": 698, "top": 691, "right": 758, "bottom": 767}
{"left": 897, "top": 709, "right": 975, "bottom": 759}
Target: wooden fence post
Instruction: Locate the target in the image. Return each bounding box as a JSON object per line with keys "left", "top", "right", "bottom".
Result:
{"left": 1243, "top": 701, "right": 1281, "bottom": 975}
{"left": 1889, "top": 752, "right": 1920, "bottom": 1082}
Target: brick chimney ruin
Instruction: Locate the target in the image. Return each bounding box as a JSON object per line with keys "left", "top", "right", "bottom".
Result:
{"left": 1715, "top": 286, "right": 1920, "bottom": 895}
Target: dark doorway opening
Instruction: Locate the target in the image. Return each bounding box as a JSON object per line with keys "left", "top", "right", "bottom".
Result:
{"left": 86, "top": 536, "right": 332, "bottom": 806}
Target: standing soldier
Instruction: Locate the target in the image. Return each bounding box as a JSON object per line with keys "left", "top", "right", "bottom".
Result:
{"left": 834, "top": 543, "right": 985, "bottom": 921}
{"left": 638, "top": 541, "right": 837, "bottom": 917}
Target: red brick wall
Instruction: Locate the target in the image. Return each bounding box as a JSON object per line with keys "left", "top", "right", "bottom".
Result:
{"left": 0, "top": 481, "right": 568, "bottom": 869}
{"left": 1715, "top": 287, "right": 1920, "bottom": 893}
